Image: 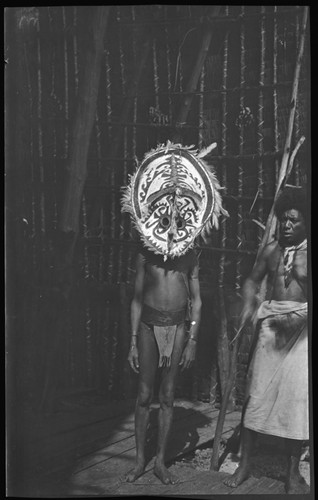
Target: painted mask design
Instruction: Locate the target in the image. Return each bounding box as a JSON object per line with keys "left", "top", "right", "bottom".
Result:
{"left": 121, "top": 142, "right": 228, "bottom": 259}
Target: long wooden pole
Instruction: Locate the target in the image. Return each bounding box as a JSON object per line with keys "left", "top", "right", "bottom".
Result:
{"left": 210, "top": 5, "right": 309, "bottom": 471}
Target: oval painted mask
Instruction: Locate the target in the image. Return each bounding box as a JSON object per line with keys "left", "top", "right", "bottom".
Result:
{"left": 121, "top": 143, "right": 227, "bottom": 259}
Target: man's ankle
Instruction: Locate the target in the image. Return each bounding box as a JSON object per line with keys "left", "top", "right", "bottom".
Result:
{"left": 155, "top": 456, "right": 165, "bottom": 466}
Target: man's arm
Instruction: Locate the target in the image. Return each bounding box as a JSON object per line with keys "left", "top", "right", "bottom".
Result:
{"left": 128, "top": 252, "right": 145, "bottom": 373}
{"left": 240, "top": 244, "right": 271, "bottom": 323}
{"left": 187, "top": 266, "right": 202, "bottom": 342}
{"left": 179, "top": 258, "right": 202, "bottom": 370}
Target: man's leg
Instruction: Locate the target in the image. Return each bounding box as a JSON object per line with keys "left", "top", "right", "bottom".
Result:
{"left": 223, "top": 427, "right": 257, "bottom": 487}
{"left": 285, "top": 438, "right": 309, "bottom": 494}
{"left": 126, "top": 324, "right": 158, "bottom": 482}
{"left": 154, "top": 323, "right": 186, "bottom": 485}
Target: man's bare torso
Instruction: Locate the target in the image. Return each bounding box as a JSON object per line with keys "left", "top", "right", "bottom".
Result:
{"left": 265, "top": 241, "right": 307, "bottom": 302}
{"left": 141, "top": 249, "right": 197, "bottom": 311}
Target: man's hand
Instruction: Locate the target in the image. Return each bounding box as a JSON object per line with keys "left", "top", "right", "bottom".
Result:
{"left": 179, "top": 340, "right": 197, "bottom": 371}
{"left": 127, "top": 345, "right": 140, "bottom": 373}
{"left": 239, "top": 303, "right": 255, "bottom": 327}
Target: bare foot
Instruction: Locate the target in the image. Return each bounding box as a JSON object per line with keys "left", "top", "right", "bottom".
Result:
{"left": 154, "top": 461, "right": 179, "bottom": 485}
{"left": 285, "top": 472, "right": 310, "bottom": 494}
{"left": 125, "top": 462, "right": 145, "bottom": 483}
{"left": 223, "top": 464, "right": 250, "bottom": 488}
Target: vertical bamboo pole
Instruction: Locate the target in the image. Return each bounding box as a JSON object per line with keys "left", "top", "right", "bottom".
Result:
{"left": 211, "top": 4, "right": 231, "bottom": 452}
{"left": 294, "top": 8, "right": 301, "bottom": 186}
{"left": 104, "top": 46, "right": 112, "bottom": 283}
{"left": 127, "top": 5, "right": 138, "bottom": 284}
{"left": 72, "top": 7, "right": 79, "bottom": 92}
{"left": 22, "top": 29, "right": 37, "bottom": 269}
{"left": 36, "top": 19, "right": 45, "bottom": 243}
{"left": 235, "top": 5, "right": 245, "bottom": 294}
{"left": 177, "top": 6, "right": 184, "bottom": 93}
{"left": 164, "top": 5, "right": 173, "bottom": 125}
{"left": 198, "top": 65, "right": 205, "bottom": 149}
{"left": 131, "top": 6, "right": 137, "bottom": 158}
{"left": 103, "top": 302, "right": 110, "bottom": 397}
{"left": 256, "top": 6, "right": 266, "bottom": 245}
{"left": 115, "top": 7, "right": 127, "bottom": 284}
{"left": 108, "top": 315, "right": 119, "bottom": 397}
{"left": 49, "top": 7, "right": 58, "bottom": 232}
{"left": 72, "top": 5, "right": 85, "bottom": 390}
{"left": 70, "top": 8, "right": 76, "bottom": 382}
{"left": 273, "top": 6, "right": 280, "bottom": 184}
{"left": 105, "top": 48, "right": 112, "bottom": 142}
{"left": 153, "top": 38, "right": 160, "bottom": 112}
{"left": 82, "top": 194, "right": 92, "bottom": 384}
{"left": 217, "top": 5, "right": 230, "bottom": 400}
{"left": 62, "top": 7, "right": 69, "bottom": 159}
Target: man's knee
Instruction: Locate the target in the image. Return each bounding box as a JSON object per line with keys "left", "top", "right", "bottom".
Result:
{"left": 137, "top": 387, "right": 153, "bottom": 408}
{"left": 159, "top": 389, "right": 174, "bottom": 409}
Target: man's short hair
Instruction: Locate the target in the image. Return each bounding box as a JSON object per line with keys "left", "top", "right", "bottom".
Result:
{"left": 274, "top": 186, "right": 307, "bottom": 225}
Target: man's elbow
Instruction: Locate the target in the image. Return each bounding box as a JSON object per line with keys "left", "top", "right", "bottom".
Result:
{"left": 192, "top": 297, "right": 202, "bottom": 312}
{"left": 131, "top": 296, "right": 143, "bottom": 309}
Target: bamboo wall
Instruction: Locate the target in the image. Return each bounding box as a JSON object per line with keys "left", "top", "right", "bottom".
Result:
{"left": 6, "top": 5, "right": 310, "bottom": 410}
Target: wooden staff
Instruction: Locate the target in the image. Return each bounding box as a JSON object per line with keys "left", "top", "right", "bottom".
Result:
{"left": 210, "top": 5, "right": 309, "bottom": 470}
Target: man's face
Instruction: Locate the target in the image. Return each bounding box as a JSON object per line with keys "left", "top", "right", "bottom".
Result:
{"left": 280, "top": 209, "right": 306, "bottom": 245}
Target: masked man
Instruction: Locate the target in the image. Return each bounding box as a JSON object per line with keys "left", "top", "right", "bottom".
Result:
{"left": 224, "top": 186, "right": 309, "bottom": 494}
{"left": 121, "top": 142, "right": 227, "bottom": 484}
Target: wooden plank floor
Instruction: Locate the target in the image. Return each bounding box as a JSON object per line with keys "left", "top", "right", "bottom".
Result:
{"left": 9, "top": 397, "right": 311, "bottom": 497}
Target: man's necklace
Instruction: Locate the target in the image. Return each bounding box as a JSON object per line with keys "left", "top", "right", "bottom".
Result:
{"left": 282, "top": 239, "right": 307, "bottom": 288}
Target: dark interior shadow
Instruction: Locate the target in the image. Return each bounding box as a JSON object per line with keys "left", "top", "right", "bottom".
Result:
{"left": 9, "top": 395, "right": 136, "bottom": 497}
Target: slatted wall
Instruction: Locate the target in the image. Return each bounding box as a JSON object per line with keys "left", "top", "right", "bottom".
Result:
{"left": 6, "top": 5, "right": 310, "bottom": 408}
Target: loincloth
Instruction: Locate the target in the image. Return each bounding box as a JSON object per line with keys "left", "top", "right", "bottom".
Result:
{"left": 244, "top": 300, "right": 308, "bottom": 440}
{"left": 140, "top": 303, "right": 187, "bottom": 368}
